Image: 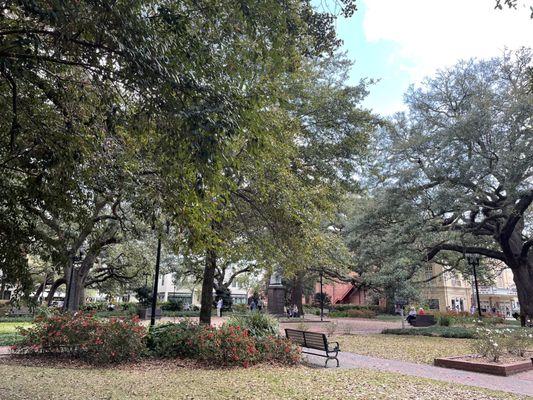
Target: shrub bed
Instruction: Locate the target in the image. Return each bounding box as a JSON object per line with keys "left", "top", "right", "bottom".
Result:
{"left": 329, "top": 308, "right": 377, "bottom": 319}
{"left": 382, "top": 326, "right": 477, "bottom": 339}
{"left": 225, "top": 313, "right": 279, "bottom": 338}
{"left": 12, "top": 312, "right": 146, "bottom": 364}
{"left": 473, "top": 326, "right": 533, "bottom": 362}
{"left": 330, "top": 304, "right": 383, "bottom": 313}
{"left": 148, "top": 320, "right": 300, "bottom": 367}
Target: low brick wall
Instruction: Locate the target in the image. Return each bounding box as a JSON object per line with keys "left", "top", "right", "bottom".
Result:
{"left": 434, "top": 355, "right": 533, "bottom": 376}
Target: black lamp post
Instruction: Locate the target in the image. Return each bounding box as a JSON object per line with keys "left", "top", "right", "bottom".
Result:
{"left": 466, "top": 253, "right": 483, "bottom": 319}
{"left": 319, "top": 270, "right": 324, "bottom": 322}
{"left": 150, "top": 220, "right": 169, "bottom": 327}
{"left": 150, "top": 235, "right": 162, "bottom": 327}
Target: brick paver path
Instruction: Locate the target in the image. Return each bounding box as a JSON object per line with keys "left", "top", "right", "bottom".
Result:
{"left": 305, "top": 351, "right": 533, "bottom": 397}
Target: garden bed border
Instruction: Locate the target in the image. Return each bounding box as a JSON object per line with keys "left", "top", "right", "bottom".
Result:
{"left": 434, "top": 355, "right": 533, "bottom": 376}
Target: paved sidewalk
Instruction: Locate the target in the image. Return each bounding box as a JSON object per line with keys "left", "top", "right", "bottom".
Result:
{"left": 305, "top": 351, "right": 533, "bottom": 397}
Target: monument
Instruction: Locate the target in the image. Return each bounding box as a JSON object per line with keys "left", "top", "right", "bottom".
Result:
{"left": 267, "top": 270, "right": 285, "bottom": 316}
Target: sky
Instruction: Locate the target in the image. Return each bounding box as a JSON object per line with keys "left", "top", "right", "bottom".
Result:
{"left": 329, "top": 0, "right": 533, "bottom": 115}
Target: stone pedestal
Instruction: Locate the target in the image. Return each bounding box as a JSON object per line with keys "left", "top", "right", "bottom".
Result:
{"left": 267, "top": 285, "right": 285, "bottom": 316}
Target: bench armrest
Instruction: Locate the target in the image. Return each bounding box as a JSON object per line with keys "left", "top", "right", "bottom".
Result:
{"left": 328, "top": 341, "right": 340, "bottom": 352}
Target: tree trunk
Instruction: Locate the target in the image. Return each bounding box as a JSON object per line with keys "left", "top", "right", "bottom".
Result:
{"left": 512, "top": 261, "right": 533, "bottom": 326}
{"left": 200, "top": 249, "right": 217, "bottom": 325}
{"left": 31, "top": 282, "right": 45, "bottom": 305}
{"left": 65, "top": 267, "right": 84, "bottom": 312}
{"left": 46, "top": 278, "right": 66, "bottom": 305}
{"left": 291, "top": 272, "right": 304, "bottom": 316}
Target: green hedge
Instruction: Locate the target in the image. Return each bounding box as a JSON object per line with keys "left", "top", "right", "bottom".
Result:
{"left": 0, "top": 333, "right": 22, "bottom": 346}
{"left": 161, "top": 310, "right": 200, "bottom": 318}
{"left": 382, "top": 326, "right": 477, "bottom": 339}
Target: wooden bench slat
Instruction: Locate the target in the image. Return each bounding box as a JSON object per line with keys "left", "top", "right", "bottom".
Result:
{"left": 285, "top": 328, "right": 340, "bottom": 367}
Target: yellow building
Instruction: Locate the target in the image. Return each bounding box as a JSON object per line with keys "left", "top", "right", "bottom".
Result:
{"left": 420, "top": 264, "right": 519, "bottom": 315}
{"left": 477, "top": 268, "right": 519, "bottom": 316}
{"left": 420, "top": 264, "right": 472, "bottom": 312}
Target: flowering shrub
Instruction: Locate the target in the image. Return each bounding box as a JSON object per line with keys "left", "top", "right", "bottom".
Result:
{"left": 255, "top": 336, "right": 301, "bottom": 365}
{"left": 472, "top": 326, "right": 506, "bottom": 362}
{"left": 13, "top": 312, "right": 146, "bottom": 364}
{"left": 506, "top": 328, "right": 533, "bottom": 357}
{"left": 148, "top": 321, "right": 300, "bottom": 367}
{"left": 472, "top": 326, "right": 533, "bottom": 362}
{"left": 197, "top": 325, "right": 258, "bottom": 367}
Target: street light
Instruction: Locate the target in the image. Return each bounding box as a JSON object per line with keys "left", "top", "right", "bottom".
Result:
{"left": 466, "top": 253, "right": 483, "bottom": 319}
{"left": 319, "top": 270, "right": 324, "bottom": 322}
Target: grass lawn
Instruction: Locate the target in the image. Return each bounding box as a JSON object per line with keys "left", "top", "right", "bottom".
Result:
{"left": 0, "top": 321, "right": 33, "bottom": 334}
{"left": 336, "top": 334, "right": 473, "bottom": 365}
{"left": 0, "top": 362, "right": 523, "bottom": 400}
{"left": 0, "top": 321, "right": 32, "bottom": 346}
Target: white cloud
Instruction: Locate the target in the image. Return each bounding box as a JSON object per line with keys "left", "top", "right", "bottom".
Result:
{"left": 362, "top": 0, "right": 533, "bottom": 82}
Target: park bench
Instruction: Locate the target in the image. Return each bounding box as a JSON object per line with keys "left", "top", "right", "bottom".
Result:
{"left": 408, "top": 314, "right": 436, "bottom": 327}
{"left": 285, "top": 328, "right": 340, "bottom": 367}
{"left": 8, "top": 307, "right": 31, "bottom": 317}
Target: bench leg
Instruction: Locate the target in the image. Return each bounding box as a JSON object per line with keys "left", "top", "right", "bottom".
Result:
{"left": 325, "top": 352, "right": 340, "bottom": 368}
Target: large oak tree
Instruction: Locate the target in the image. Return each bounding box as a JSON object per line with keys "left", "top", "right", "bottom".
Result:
{"left": 347, "top": 49, "right": 533, "bottom": 324}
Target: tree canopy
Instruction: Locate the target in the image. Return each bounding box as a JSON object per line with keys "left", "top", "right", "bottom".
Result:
{"left": 345, "top": 48, "right": 533, "bottom": 323}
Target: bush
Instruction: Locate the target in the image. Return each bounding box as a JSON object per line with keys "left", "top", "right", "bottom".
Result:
{"left": 196, "top": 325, "right": 258, "bottom": 366}
{"left": 81, "top": 302, "right": 107, "bottom": 312}
{"left": 147, "top": 321, "right": 300, "bottom": 367}
{"left": 148, "top": 320, "right": 207, "bottom": 358}
{"left": 506, "top": 328, "right": 533, "bottom": 357}
{"left": 255, "top": 336, "right": 301, "bottom": 365}
{"left": 438, "top": 314, "right": 452, "bottom": 327}
{"left": 329, "top": 304, "right": 383, "bottom": 314}
{"left": 160, "top": 300, "right": 183, "bottom": 312}
{"left": 232, "top": 304, "right": 248, "bottom": 313}
{"left": 13, "top": 312, "right": 146, "bottom": 364}
{"left": 312, "top": 293, "right": 331, "bottom": 308}
{"left": 382, "top": 326, "right": 477, "bottom": 339}
{"left": 472, "top": 326, "right": 506, "bottom": 362}
{"left": 329, "top": 308, "right": 377, "bottom": 319}
{"left": 161, "top": 310, "right": 200, "bottom": 318}
{"left": 225, "top": 313, "right": 279, "bottom": 338}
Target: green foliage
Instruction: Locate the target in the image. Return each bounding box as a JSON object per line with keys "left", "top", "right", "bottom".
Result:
{"left": 148, "top": 320, "right": 206, "bottom": 358}
{"left": 0, "top": 333, "right": 22, "bottom": 346}
{"left": 1, "top": 0, "right": 358, "bottom": 308}
{"left": 345, "top": 49, "right": 533, "bottom": 319}
{"left": 505, "top": 328, "right": 533, "bottom": 357}
{"left": 438, "top": 314, "right": 452, "bottom": 327}
{"left": 159, "top": 300, "right": 183, "bottom": 312}
{"left": 134, "top": 286, "right": 153, "bottom": 308}
{"left": 148, "top": 321, "right": 300, "bottom": 367}
{"left": 382, "top": 326, "right": 477, "bottom": 339}
{"left": 225, "top": 313, "right": 280, "bottom": 338}
{"left": 329, "top": 308, "right": 377, "bottom": 319}
{"left": 472, "top": 327, "right": 507, "bottom": 362}
{"left": 312, "top": 292, "right": 331, "bottom": 308}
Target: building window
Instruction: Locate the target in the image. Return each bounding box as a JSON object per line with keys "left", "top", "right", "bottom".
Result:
{"left": 425, "top": 265, "right": 433, "bottom": 283}
{"left": 428, "top": 299, "right": 440, "bottom": 310}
